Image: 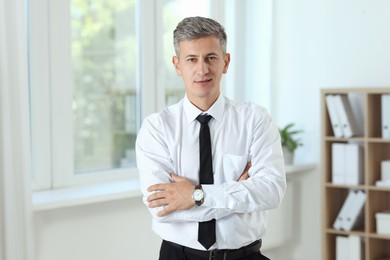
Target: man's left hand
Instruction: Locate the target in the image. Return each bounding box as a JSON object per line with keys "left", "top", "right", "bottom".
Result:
{"left": 147, "top": 174, "right": 195, "bottom": 217}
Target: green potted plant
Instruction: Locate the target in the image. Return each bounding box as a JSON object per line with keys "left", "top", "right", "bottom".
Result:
{"left": 279, "top": 123, "right": 303, "bottom": 165}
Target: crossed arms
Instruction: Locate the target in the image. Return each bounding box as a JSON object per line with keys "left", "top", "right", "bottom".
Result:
{"left": 146, "top": 162, "right": 251, "bottom": 217}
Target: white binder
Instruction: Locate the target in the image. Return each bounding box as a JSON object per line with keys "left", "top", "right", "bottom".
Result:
{"left": 337, "top": 235, "right": 363, "bottom": 260}
{"left": 345, "top": 144, "right": 363, "bottom": 185}
{"left": 381, "top": 160, "right": 390, "bottom": 180}
{"left": 336, "top": 236, "right": 350, "bottom": 260}
{"left": 334, "top": 94, "right": 360, "bottom": 138}
{"left": 332, "top": 143, "right": 346, "bottom": 184}
{"left": 333, "top": 190, "right": 356, "bottom": 230}
{"left": 343, "top": 190, "right": 365, "bottom": 231}
{"left": 326, "top": 94, "right": 344, "bottom": 138}
{"left": 349, "top": 235, "right": 363, "bottom": 260}
{"left": 382, "top": 94, "right": 390, "bottom": 139}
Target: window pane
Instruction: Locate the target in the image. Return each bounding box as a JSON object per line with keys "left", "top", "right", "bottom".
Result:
{"left": 71, "top": 0, "right": 138, "bottom": 173}
{"left": 162, "top": 0, "right": 210, "bottom": 106}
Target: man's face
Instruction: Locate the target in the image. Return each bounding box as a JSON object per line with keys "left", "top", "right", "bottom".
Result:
{"left": 172, "top": 36, "right": 230, "bottom": 107}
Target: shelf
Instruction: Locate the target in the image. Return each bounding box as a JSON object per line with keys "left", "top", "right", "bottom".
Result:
{"left": 324, "top": 136, "right": 365, "bottom": 142}
{"left": 367, "top": 138, "right": 390, "bottom": 143}
{"left": 324, "top": 183, "right": 366, "bottom": 189}
{"left": 368, "top": 186, "right": 390, "bottom": 191}
{"left": 368, "top": 233, "right": 390, "bottom": 240}
{"left": 325, "top": 228, "right": 365, "bottom": 234}
{"left": 322, "top": 88, "right": 390, "bottom": 260}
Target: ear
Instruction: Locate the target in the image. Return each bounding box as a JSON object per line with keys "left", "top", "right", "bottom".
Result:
{"left": 172, "top": 56, "right": 182, "bottom": 76}
{"left": 223, "top": 53, "right": 231, "bottom": 74}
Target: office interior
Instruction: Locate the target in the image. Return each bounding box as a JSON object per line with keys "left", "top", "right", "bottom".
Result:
{"left": 1, "top": 0, "right": 390, "bottom": 260}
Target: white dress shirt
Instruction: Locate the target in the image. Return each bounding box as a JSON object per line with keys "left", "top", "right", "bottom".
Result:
{"left": 136, "top": 94, "right": 286, "bottom": 250}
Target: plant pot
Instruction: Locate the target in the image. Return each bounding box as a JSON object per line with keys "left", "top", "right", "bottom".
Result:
{"left": 282, "top": 147, "right": 294, "bottom": 165}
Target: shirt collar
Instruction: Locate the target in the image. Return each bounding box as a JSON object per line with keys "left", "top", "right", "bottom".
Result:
{"left": 183, "top": 94, "right": 225, "bottom": 124}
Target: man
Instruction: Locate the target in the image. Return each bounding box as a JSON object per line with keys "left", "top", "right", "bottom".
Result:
{"left": 136, "top": 16, "right": 286, "bottom": 260}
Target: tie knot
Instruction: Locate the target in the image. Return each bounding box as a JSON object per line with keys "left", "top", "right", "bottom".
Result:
{"left": 196, "top": 114, "right": 212, "bottom": 124}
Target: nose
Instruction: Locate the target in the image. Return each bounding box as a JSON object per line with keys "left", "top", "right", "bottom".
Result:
{"left": 196, "top": 60, "right": 209, "bottom": 75}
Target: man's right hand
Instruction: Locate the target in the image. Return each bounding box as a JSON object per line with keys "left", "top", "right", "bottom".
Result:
{"left": 146, "top": 174, "right": 196, "bottom": 217}
{"left": 237, "top": 161, "right": 251, "bottom": 181}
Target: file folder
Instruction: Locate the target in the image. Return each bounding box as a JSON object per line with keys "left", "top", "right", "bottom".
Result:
{"left": 334, "top": 94, "right": 360, "bottom": 138}
{"left": 336, "top": 236, "right": 350, "bottom": 260}
{"left": 326, "top": 94, "right": 344, "bottom": 138}
{"left": 382, "top": 94, "right": 390, "bottom": 139}
{"left": 349, "top": 235, "right": 363, "bottom": 260}
{"left": 332, "top": 143, "right": 346, "bottom": 184}
{"left": 333, "top": 190, "right": 356, "bottom": 230}
{"left": 345, "top": 144, "right": 363, "bottom": 185}
{"left": 343, "top": 190, "right": 365, "bottom": 231}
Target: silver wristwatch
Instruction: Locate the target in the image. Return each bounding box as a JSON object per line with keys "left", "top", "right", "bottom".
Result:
{"left": 192, "top": 185, "right": 204, "bottom": 206}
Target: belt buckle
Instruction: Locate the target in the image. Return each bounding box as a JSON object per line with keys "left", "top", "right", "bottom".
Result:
{"left": 209, "top": 250, "right": 228, "bottom": 260}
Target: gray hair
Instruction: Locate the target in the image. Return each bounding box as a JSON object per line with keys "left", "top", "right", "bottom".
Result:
{"left": 173, "top": 16, "right": 227, "bottom": 56}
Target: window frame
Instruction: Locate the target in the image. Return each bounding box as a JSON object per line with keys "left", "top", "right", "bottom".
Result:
{"left": 29, "top": 0, "right": 52, "bottom": 189}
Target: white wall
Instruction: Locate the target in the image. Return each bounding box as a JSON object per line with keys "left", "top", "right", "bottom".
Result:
{"left": 34, "top": 198, "right": 161, "bottom": 260}
{"left": 265, "top": 0, "right": 390, "bottom": 259}
{"left": 33, "top": 1, "right": 390, "bottom": 260}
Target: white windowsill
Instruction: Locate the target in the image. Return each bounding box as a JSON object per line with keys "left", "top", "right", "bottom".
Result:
{"left": 285, "top": 163, "right": 317, "bottom": 176}
{"left": 32, "top": 163, "right": 317, "bottom": 212}
{"left": 32, "top": 179, "right": 142, "bottom": 212}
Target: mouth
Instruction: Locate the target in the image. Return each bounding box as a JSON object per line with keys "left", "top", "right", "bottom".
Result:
{"left": 194, "top": 79, "right": 212, "bottom": 85}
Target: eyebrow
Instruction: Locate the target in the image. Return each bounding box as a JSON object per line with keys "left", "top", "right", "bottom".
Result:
{"left": 184, "top": 52, "right": 219, "bottom": 59}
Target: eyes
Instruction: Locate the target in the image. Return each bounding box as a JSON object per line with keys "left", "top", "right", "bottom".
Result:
{"left": 186, "top": 56, "right": 218, "bottom": 63}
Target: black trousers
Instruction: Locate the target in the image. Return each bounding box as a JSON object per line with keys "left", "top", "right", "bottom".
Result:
{"left": 158, "top": 240, "right": 270, "bottom": 260}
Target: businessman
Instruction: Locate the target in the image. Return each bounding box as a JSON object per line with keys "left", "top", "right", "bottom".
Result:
{"left": 136, "top": 16, "right": 286, "bottom": 260}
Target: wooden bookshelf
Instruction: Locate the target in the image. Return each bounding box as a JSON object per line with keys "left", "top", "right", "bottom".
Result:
{"left": 321, "top": 88, "right": 390, "bottom": 260}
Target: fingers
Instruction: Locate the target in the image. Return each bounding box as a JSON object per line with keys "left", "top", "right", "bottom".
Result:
{"left": 147, "top": 174, "right": 184, "bottom": 192}
{"left": 146, "top": 190, "right": 179, "bottom": 217}
{"left": 148, "top": 174, "right": 181, "bottom": 192}
{"left": 147, "top": 183, "right": 168, "bottom": 192}
{"left": 244, "top": 161, "right": 252, "bottom": 171}
{"left": 170, "top": 173, "right": 182, "bottom": 182}
{"left": 237, "top": 161, "right": 252, "bottom": 181}
{"left": 147, "top": 190, "right": 166, "bottom": 203}
{"left": 147, "top": 190, "right": 169, "bottom": 209}
{"left": 156, "top": 205, "right": 175, "bottom": 217}
{"left": 148, "top": 196, "right": 169, "bottom": 209}
{"left": 237, "top": 171, "right": 249, "bottom": 181}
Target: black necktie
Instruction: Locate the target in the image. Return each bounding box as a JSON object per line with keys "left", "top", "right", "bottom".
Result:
{"left": 196, "top": 114, "right": 216, "bottom": 250}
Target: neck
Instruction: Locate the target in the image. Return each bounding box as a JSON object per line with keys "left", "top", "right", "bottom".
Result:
{"left": 188, "top": 94, "right": 219, "bottom": 112}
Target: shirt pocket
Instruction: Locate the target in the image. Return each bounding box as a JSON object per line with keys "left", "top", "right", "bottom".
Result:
{"left": 222, "top": 154, "right": 249, "bottom": 181}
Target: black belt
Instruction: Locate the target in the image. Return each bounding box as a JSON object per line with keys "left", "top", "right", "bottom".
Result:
{"left": 165, "top": 239, "right": 262, "bottom": 260}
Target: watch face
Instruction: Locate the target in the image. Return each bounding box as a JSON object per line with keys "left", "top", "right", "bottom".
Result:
{"left": 193, "top": 189, "right": 204, "bottom": 201}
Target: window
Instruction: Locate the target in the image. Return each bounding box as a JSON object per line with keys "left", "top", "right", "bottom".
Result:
{"left": 28, "top": 0, "right": 215, "bottom": 190}
{"left": 71, "top": 0, "right": 139, "bottom": 173}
